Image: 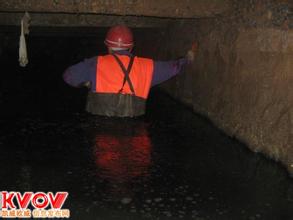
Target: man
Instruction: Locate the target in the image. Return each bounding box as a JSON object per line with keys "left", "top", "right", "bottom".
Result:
{"left": 63, "top": 25, "right": 196, "bottom": 117}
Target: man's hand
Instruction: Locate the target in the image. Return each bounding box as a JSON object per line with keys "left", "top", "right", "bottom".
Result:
{"left": 186, "top": 42, "right": 198, "bottom": 63}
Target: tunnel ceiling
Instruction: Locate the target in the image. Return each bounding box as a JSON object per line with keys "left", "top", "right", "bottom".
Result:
{"left": 0, "top": 0, "right": 232, "bottom": 27}
{"left": 0, "top": 13, "right": 173, "bottom": 28}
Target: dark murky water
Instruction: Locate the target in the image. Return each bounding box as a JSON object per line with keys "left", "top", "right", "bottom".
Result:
{"left": 0, "top": 34, "right": 293, "bottom": 219}
{"left": 0, "top": 90, "right": 293, "bottom": 220}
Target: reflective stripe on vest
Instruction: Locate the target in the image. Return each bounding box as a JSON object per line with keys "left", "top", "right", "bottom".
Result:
{"left": 96, "top": 55, "right": 154, "bottom": 99}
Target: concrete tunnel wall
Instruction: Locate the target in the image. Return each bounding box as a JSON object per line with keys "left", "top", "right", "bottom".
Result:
{"left": 158, "top": 0, "right": 293, "bottom": 175}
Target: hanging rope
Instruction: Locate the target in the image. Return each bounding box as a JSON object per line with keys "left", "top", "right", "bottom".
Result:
{"left": 19, "top": 12, "right": 31, "bottom": 67}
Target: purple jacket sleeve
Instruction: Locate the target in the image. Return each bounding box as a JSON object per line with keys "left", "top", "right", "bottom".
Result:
{"left": 63, "top": 57, "right": 97, "bottom": 90}
{"left": 151, "top": 58, "right": 188, "bottom": 87}
{"left": 63, "top": 54, "right": 188, "bottom": 90}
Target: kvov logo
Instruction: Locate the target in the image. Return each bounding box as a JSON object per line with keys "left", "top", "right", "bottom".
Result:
{"left": 0, "top": 191, "right": 70, "bottom": 218}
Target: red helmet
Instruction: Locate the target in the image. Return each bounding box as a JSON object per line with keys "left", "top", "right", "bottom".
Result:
{"left": 104, "top": 25, "right": 134, "bottom": 49}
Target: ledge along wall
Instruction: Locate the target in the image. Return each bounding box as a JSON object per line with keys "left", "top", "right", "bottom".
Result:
{"left": 159, "top": 0, "right": 293, "bottom": 175}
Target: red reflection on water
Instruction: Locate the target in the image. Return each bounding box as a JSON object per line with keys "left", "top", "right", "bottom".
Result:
{"left": 94, "top": 128, "right": 152, "bottom": 181}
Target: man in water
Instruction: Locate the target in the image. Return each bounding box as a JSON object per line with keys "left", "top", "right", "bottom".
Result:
{"left": 63, "top": 25, "right": 196, "bottom": 117}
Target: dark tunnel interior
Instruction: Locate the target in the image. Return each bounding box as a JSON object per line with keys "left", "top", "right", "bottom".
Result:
{"left": 0, "top": 25, "right": 293, "bottom": 220}
{"left": 0, "top": 27, "right": 162, "bottom": 117}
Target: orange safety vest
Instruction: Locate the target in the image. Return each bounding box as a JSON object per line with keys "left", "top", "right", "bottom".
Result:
{"left": 86, "top": 54, "right": 154, "bottom": 117}
{"left": 96, "top": 54, "right": 154, "bottom": 99}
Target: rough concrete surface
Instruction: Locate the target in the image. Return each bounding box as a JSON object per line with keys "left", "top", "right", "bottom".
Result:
{"left": 0, "top": 0, "right": 231, "bottom": 18}
{"left": 160, "top": 1, "right": 293, "bottom": 175}
{"left": 0, "top": 12, "right": 172, "bottom": 28}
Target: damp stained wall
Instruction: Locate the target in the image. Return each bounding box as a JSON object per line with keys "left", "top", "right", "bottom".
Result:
{"left": 159, "top": 0, "right": 293, "bottom": 174}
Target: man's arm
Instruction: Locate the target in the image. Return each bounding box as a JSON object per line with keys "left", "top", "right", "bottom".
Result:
{"left": 63, "top": 57, "right": 97, "bottom": 89}
{"left": 151, "top": 58, "right": 188, "bottom": 87}
{"left": 151, "top": 43, "right": 197, "bottom": 87}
